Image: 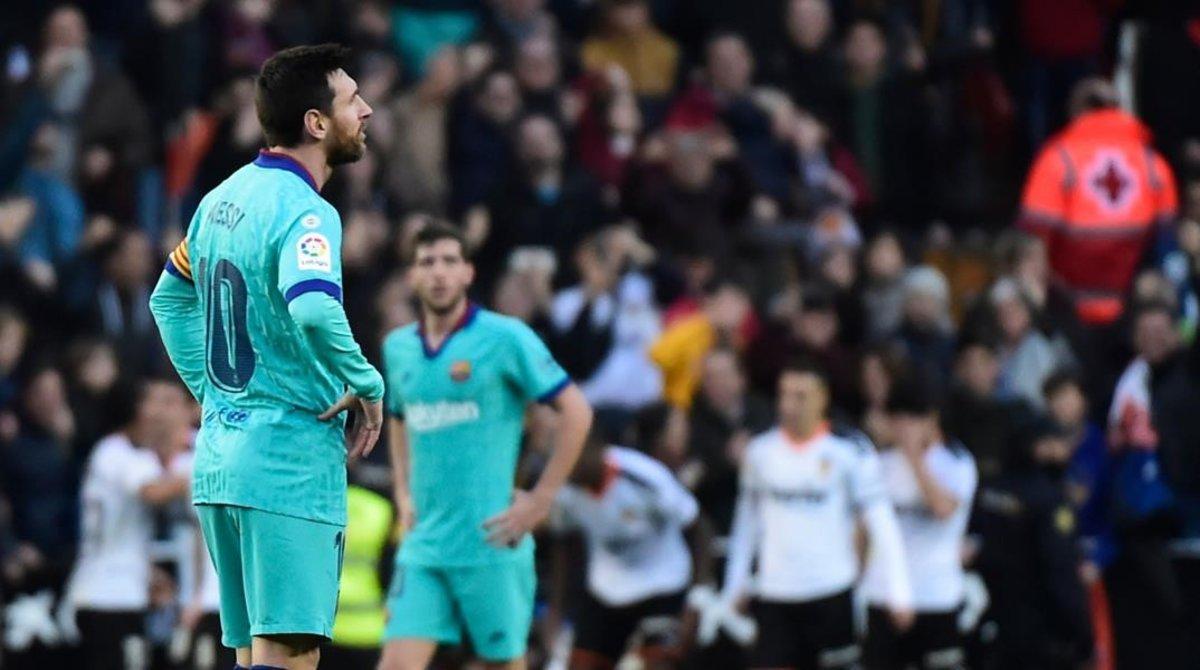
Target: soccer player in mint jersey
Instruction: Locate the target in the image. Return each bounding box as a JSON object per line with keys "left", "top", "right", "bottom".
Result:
{"left": 149, "top": 44, "right": 384, "bottom": 670}
{"left": 379, "top": 223, "right": 594, "bottom": 670}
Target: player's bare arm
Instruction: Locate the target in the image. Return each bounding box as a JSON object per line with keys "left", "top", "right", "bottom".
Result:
{"left": 484, "top": 383, "right": 593, "bottom": 548}
{"left": 386, "top": 416, "right": 415, "bottom": 530}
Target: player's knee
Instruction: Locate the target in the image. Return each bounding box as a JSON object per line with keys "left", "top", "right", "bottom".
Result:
{"left": 255, "top": 633, "right": 322, "bottom": 668}
{"left": 376, "top": 642, "right": 431, "bottom": 670}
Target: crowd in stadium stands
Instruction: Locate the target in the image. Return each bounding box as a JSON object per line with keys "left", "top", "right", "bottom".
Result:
{"left": 3, "top": 0, "right": 1200, "bottom": 668}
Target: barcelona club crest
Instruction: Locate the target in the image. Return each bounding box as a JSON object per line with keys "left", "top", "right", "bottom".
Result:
{"left": 450, "top": 360, "right": 472, "bottom": 382}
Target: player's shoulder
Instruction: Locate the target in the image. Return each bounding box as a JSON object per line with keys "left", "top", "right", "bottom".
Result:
{"left": 476, "top": 308, "right": 547, "bottom": 349}
{"left": 826, "top": 423, "right": 879, "bottom": 460}
{"left": 936, "top": 438, "right": 975, "bottom": 464}
{"left": 745, "top": 428, "right": 784, "bottom": 459}
{"left": 474, "top": 308, "right": 531, "bottom": 336}
{"left": 609, "top": 445, "right": 673, "bottom": 487}
{"left": 382, "top": 322, "right": 422, "bottom": 356}
{"left": 88, "top": 432, "right": 146, "bottom": 470}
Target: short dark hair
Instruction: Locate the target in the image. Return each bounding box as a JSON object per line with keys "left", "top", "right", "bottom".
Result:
{"left": 256, "top": 44, "right": 351, "bottom": 148}
{"left": 780, "top": 356, "right": 828, "bottom": 386}
{"left": 1042, "top": 368, "right": 1083, "bottom": 400}
{"left": 1131, "top": 299, "right": 1176, "bottom": 325}
{"left": 409, "top": 221, "right": 469, "bottom": 264}
{"left": 886, "top": 375, "right": 939, "bottom": 417}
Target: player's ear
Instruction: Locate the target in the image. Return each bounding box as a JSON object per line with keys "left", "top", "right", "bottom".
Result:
{"left": 303, "top": 108, "right": 327, "bottom": 141}
{"left": 464, "top": 261, "right": 476, "bottom": 286}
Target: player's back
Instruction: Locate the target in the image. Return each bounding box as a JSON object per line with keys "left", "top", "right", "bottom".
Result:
{"left": 182, "top": 152, "right": 349, "bottom": 524}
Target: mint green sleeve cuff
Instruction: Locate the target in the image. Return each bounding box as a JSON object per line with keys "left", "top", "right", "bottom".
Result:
{"left": 149, "top": 271, "right": 207, "bottom": 403}
{"left": 287, "top": 291, "right": 385, "bottom": 401}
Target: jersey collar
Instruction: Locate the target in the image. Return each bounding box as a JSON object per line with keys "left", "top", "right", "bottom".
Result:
{"left": 418, "top": 302, "right": 480, "bottom": 359}
{"left": 783, "top": 422, "right": 830, "bottom": 451}
{"left": 253, "top": 149, "right": 319, "bottom": 192}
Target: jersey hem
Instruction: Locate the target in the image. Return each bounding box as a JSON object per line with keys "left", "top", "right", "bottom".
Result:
{"left": 192, "top": 498, "right": 346, "bottom": 527}
{"left": 537, "top": 376, "right": 571, "bottom": 403}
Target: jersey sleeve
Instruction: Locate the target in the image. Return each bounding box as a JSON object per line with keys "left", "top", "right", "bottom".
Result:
{"left": 1017, "top": 143, "right": 1068, "bottom": 239}
{"left": 505, "top": 320, "right": 570, "bottom": 403}
{"left": 277, "top": 207, "right": 343, "bottom": 305}
{"left": 383, "top": 334, "right": 405, "bottom": 419}
{"left": 150, "top": 209, "right": 207, "bottom": 403}
{"left": 117, "top": 451, "right": 162, "bottom": 495}
{"left": 848, "top": 443, "right": 887, "bottom": 510}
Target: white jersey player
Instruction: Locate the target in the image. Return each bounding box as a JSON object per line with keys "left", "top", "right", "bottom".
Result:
{"left": 553, "top": 431, "right": 698, "bottom": 669}
{"left": 722, "top": 361, "right": 912, "bottom": 670}
{"left": 65, "top": 380, "right": 192, "bottom": 670}
{"left": 862, "top": 381, "right": 976, "bottom": 670}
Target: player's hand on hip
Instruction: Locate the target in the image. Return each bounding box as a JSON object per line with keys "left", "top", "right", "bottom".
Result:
{"left": 396, "top": 492, "right": 417, "bottom": 532}
{"left": 483, "top": 489, "right": 550, "bottom": 548}
{"left": 319, "top": 392, "right": 383, "bottom": 460}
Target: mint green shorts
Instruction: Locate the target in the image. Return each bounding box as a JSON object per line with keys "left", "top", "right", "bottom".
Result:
{"left": 196, "top": 504, "right": 345, "bottom": 648}
{"left": 384, "top": 558, "right": 535, "bottom": 662}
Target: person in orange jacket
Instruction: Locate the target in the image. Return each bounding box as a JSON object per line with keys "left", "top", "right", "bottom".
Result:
{"left": 1017, "top": 77, "right": 1177, "bottom": 328}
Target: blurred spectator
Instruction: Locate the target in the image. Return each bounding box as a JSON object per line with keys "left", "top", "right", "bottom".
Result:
{"left": 62, "top": 339, "right": 120, "bottom": 459}
{"left": 990, "top": 278, "right": 1076, "bottom": 409}
{"left": 852, "top": 344, "right": 906, "bottom": 448}
{"left": 33, "top": 6, "right": 151, "bottom": 222}
{"left": 984, "top": 231, "right": 1080, "bottom": 347}
{"left": 1103, "top": 300, "right": 1194, "bottom": 670}
{"left": 649, "top": 278, "right": 749, "bottom": 409}
{"left": 85, "top": 230, "right": 158, "bottom": 375}
{"left": 747, "top": 284, "right": 857, "bottom": 413}
{"left": 623, "top": 129, "right": 754, "bottom": 260}
{"left": 973, "top": 415, "right": 1095, "bottom": 669}
{"left": 190, "top": 74, "right": 263, "bottom": 202}
{"left": 783, "top": 106, "right": 872, "bottom": 218}
{"left": 9, "top": 127, "right": 83, "bottom": 279}
{"left": 762, "top": 0, "right": 842, "bottom": 128}
{"left": 687, "top": 347, "right": 773, "bottom": 536}
{"left": 942, "top": 338, "right": 1033, "bottom": 481}
{"left": 390, "top": 0, "right": 479, "bottom": 78}
{"left": 548, "top": 229, "right": 663, "bottom": 433}
{"left": 1042, "top": 371, "right": 1114, "bottom": 571}
{"left": 387, "top": 47, "right": 459, "bottom": 216}
{"left": 892, "top": 266, "right": 955, "bottom": 393}
{"left": 0, "top": 307, "right": 29, "bottom": 410}
{"left": 837, "top": 18, "right": 931, "bottom": 228}
{"left": 449, "top": 69, "right": 522, "bottom": 214}
{"left": 574, "top": 67, "right": 643, "bottom": 196}
{"left": 1115, "top": 292, "right": 1200, "bottom": 536}
{"left": 669, "top": 33, "right": 792, "bottom": 204}
{"left": 861, "top": 230, "right": 908, "bottom": 341}
{"left": 581, "top": 0, "right": 680, "bottom": 100}
{"left": 0, "top": 366, "right": 77, "bottom": 565}
{"left": 1017, "top": 78, "right": 1178, "bottom": 330}
{"left": 1017, "top": 0, "right": 1109, "bottom": 148}
{"left": 513, "top": 36, "right": 566, "bottom": 124}
{"left": 476, "top": 113, "right": 612, "bottom": 285}
{"left": 478, "top": 0, "right": 557, "bottom": 64}
{"left": 813, "top": 243, "right": 866, "bottom": 346}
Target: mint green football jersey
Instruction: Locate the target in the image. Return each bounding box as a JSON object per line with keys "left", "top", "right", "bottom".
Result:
{"left": 382, "top": 305, "right": 570, "bottom": 566}
{"left": 169, "top": 151, "right": 352, "bottom": 525}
